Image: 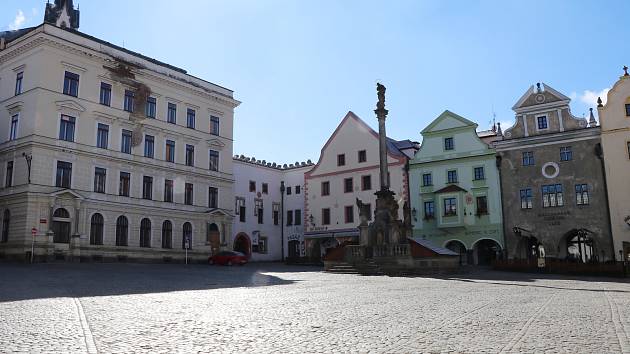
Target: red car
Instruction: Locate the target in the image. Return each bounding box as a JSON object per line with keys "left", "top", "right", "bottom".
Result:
{"left": 208, "top": 251, "right": 248, "bottom": 266}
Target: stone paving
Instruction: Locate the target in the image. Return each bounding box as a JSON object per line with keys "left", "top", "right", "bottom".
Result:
{"left": 1, "top": 263, "right": 629, "bottom": 353}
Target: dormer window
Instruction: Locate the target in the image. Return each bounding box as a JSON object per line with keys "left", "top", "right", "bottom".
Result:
{"left": 537, "top": 115, "right": 548, "bottom": 130}
{"left": 444, "top": 137, "right": 454, "bottom": 151}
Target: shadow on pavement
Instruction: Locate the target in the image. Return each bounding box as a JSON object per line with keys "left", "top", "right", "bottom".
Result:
{"left": 0, "top": 263, "right": 320, "bottom": 303}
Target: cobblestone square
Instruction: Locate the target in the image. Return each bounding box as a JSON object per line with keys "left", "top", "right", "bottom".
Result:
{"left": 1, "top": 263, "right": 629, "bottom": 353}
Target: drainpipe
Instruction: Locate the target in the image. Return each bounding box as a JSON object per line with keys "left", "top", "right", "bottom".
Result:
{"left": 595, "top": 142, "right": 615, "bottom": 261}
{"left": 496, "top": 154, "right": 508, "bottom": 259}
{"left": 280, "top": 181, "right": 285, "bottom": 262}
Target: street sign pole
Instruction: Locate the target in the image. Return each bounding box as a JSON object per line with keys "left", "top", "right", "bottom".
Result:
{"left": 30, "top": 227, "right": 37, "bottom": 264}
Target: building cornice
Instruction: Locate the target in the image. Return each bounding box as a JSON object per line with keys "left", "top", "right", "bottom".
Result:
{"left": 494, "top": 127, "right": 600, "bottom": 151}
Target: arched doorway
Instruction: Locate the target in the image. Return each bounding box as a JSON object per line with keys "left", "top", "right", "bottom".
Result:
{"left": 115, "top": 216, "right": 128, "bottom": 246}
{"left": 162, "top": 220, "right": 172, "bottom": 249}
{"left": 90, "top": 213, "right": 104, "bottom": 245}
{"left": 560, "top": 229, "right": 595, "bottom": 263}
{"left": 52, "top": 208, "right": 71, "bottom": 243}
{"left": 207, "top": 223, "right": 220, "bottom": 252}
{"left": 474, "top": 239, "right": 501, "bottom": 266}
{"left": 234, "top": 233, "right": 251, "bottom": 256}
{"left": 288, "top": 240, "right": 301, "bottom": 259}
{"left": 445, "top": 240, "right": 467, "bottom": 265}
{"left": 140, "top": 218, "right": 151, "bottom": 248}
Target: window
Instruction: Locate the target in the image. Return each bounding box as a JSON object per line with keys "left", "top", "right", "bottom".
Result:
{"left": 273, "top": 203, "right": 280, "bottom": 225}
{"left": 99, "top": 82, "right": 111, "bottom": 106}
{"left": 208, "top": 187, "right": 218, "bottom": 208}
{"left": 358, "top": 150, "right": 366, "bottom": 163}
{"left": 144, "top": 135, "right": 154, "bottom": 158}
{"left": 167, "top": 103, "right": 177, "bottom": 124}
{"left": 424, "top": 201, "right": 435, "bottom": 219}
{"left": 295, "top": 209, "right": 301, "bottom": 225}
{"left": 15, "top": 72, "right": 23, "bottom": 95}
{"left": 209, "top": 150, "right": 219, "bottom": 171}
{"left": 56, "top": 161, "right": 72, "bottom": 188}
{"left": 94, "top": 167, "right": 106, "bottom": 193}
{"left": 89, "top": 213, "right": 104, "bottom": 245}
{"left": 185, "top": 183, "right": 194, "bottom": 205}
{"left": 575, "top": 184, "right": 589, "bottom": 205}
{"left": 344, "top": 177, "right": 353, "bottom": 193}
{"left": 362, "top": 175, "right": 372, "bottom": 191}
{"left": 162, "top": 220, "right": 172, "bottom": 249}
{"left": 255, "top": 199, "right": 263, "bottom": 224}
{"left": 119, "top": 172, "right": 130, "bottom": 197}
{"left": 59, "top": 115, "right": 75, "bottom": 142}
{"left": 537, "top": 115, "right": 548, "bottom": 130}
{"left": 9, "top": 114, "right": 18, "bottom": 141}
{"left": 262, "top": 183, "right": 268, "bottom": 194}
{"left": 473, "top": 167, "right": 485, "bottom": 180}
{"left": 115, "top": 215, "right": 128, "bottom": 246}
{"left": 142, "top": 176, "right": 153, "bottom": 200}
{"left": 5, "top": 161, "right": 13, "bottom": 187}
{"left": 520, "top": 188, "right": 533, "bottom": 209}
{"left": 476, "top": 196, "right": 488, "bottom": 215}
{"left": 236, "top": 198, "right": 246, "bottom": 222}
{"left": 444, "top": 137, "right": 454, "bottom": 150}
{"left": 286, "top": 210, "right": 293, "bottom": 226}
{"left": 626, "top": 104, "right": 630, "bottom": 117}
{"left": 182, "top": 222, "right": 192, "bottom": 249}
{"left": 164, "top": 179, "right": 173, "bottom": 202}
{"left": 345, "top": 205, "right": 354, "bottom": 224}
{"left": 63, "top": 71, "right": 79, "bottom": 97}
{"left": 321, "top": 181, "right": 330, "bottom": 196}
{"left": 422, "top": 173, "right": 432, "bottom": 187}
{"left": 443, "top": 198, "right": 457, "bottom": 216}
{"left": 295, "top": 185, "right": 301, "bottom": 194}
{"left": 96, "top": 123, "right": 109, "bottom": 149}
{"left": 121, "top": 130, "right": 132, "bottom": 154}
{"left": 166, "top": 140, "right": 175, "bottom": 162}
{"left": 286, "top": 186, "right": 292, "bottom": 195}
{"left": 522, "top": 151, "right": 534, "bottom": 166}
{"left": 146, "top": 97, "right": 156, "bottom": 118}
{"left": 258, "top": 237, "right": 268, "bottom": 254}
{"left": 187, "top": 108, "right": 196, "bottom": 129}
{"left": 542, "top": 184, "right": 564, "bottom": 208}
{"left": 124, "top": 90, "right": 134, "bottom": 112}
{"left": 447, "top": 170, "right": 458, "bottom": 184}
{"left": 322, "top": 208, "right": 331, "bottom": 225}
{"left": 249, "top": 181, "right": 256, "bottom": 192}
{"left": 337, "top": 154, "right": 345, "bottom": 166}
{"left": 185, "top": 144, "right": 195, "bottom": 166}
{"left": 210, "top": 116, "right": 220, "bottom": 135}
{"left": 560, "top": 146, "right": 572, "bottom": 161}
{"left": 139, "top": 218, "right": 151, "bottom": 248}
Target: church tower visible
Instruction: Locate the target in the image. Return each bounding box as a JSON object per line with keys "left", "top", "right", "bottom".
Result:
{"left": 44, "top": 0, "right": 80, "bottom": 29}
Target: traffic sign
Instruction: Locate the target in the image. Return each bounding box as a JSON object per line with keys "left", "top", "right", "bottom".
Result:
{"left": 31, "top": 228, "right": 37, "bottom": 236}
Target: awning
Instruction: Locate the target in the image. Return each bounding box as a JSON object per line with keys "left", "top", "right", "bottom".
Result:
{"left": 304, "top": 228, "right": 359, "bottom": 239}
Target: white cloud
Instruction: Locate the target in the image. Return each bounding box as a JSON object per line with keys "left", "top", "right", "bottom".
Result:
{"left": 8, "top": 10, "right": 25, "bottom": 31}
{"left": 579, "top": 88, "right": 610, "bottom": 107}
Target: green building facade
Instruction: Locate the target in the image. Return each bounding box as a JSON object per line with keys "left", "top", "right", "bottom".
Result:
{"left": 409, "top": 111, "right": 504, "bottom": 265}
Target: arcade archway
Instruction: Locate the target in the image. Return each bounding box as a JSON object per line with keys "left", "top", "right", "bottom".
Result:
{"left": 445, "top": 240, "right": 467, "bottom": 265}
{"left": 474, "top": 239, "right": 501, "bottom": 266}
{"left": 234, "top": 233, "right": 251, "bottom": 256}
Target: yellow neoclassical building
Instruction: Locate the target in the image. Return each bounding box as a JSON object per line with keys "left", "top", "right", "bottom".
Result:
{"left": 598, "top": 67, "right": 630, "bottom": 261}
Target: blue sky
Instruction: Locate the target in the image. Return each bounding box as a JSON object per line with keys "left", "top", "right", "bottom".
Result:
{"left": 4, "top": 1, "right": 629, "bottom": 163}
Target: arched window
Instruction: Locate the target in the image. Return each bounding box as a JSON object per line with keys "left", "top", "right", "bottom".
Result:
{"left": 162, "top": 220, "right": 172, "bottom": 249}
{"left": 52, "top": 208, "right": 71, "bottom": 243}
{"left": 182, "top": 222, "right": 192, "bottom": 249}
{"left": 115, "top": 216, "right": 128, "bottom": 246}
{"left": 89, "top": 213, "right": 104, "bottom": 245}
{"left": 140, "top": 218, "right": 151, "bottom": 248}
{"left": 1, "top": 210, "right": 9, "bottom": 243}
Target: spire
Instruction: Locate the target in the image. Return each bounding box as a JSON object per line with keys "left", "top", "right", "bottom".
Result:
{"left": 597, "top": 97, "right": 603, "bottom": 107}
{"left": 44, "top": 0, "right": 80, "bottom": 29}
{"left": 589, "top": 108, "right": 597, "bottom": 127}
{"left": 497, "top": 122, "right": 502, "bottom": 136}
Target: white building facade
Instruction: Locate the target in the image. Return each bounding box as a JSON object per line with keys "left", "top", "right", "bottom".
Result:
{"left": 303, "top": 111, "right": 418, "bottom": 261}
{"left": 0, "top": 1, "right": 239, "bottom": 262}
{"left": 232, "top": 156, "right": 312, "bottom": 261}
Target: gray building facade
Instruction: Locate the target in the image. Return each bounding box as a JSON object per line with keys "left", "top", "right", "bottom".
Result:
{"left": 495, "top": 83, "right": 614, "bottom": 262}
